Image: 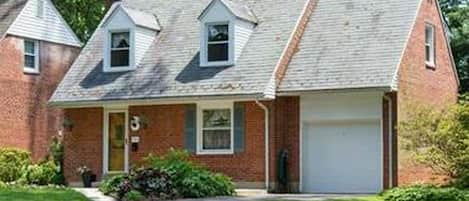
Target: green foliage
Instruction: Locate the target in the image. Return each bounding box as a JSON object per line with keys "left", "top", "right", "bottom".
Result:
{"left": 51, "top": 0, "right": 106, "bottom": 43}
{"left": 0, "top": 149, "right": 31, "bottom": 182}
{"left": 399, "top": 103, "right": 469, "bottom": 179}
{"left": 145, "top": 149, "right": 236, "bottom": 198}
{"left": 100, "top": 149, "right": 235, "bottom": 200}
{"left": 439, "top": 0, "right": 469, "bottom": 93}
{"left": 384, "top": 186, "right": 469, "bottom": 201}
{"left": 0, "top": 185, "right": 90, "bottom": 201}
{"left": 98, "top": 174, "right": 126, "bottom": 195}
{"left": 123, "top": 190, "right": 145, "bottom": 201}
{"left": 24, "top": 161, "right": 60, "bottom": 186}
{"left": 48, "top": 136, "right": 66, "bottom": 185}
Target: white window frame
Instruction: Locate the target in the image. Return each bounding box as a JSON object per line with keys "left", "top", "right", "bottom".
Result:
{"left": 36, "top": 0, "right": 45, "bottom": 19}
{"left": 200, "top": 21, "right": 234, "bottom": 67}
{"left": 196, "top": 101, "right": 234, "bottom": 155}
{"left": 104, "top": 29, "right": 135, "bottom": 73}
{"left": 425, "top": 23, "right": 435, "bottom": 67}
{"left": 23, "top": 39, "right": 40, "bottom": 74}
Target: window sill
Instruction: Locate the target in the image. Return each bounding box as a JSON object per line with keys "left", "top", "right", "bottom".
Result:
{"left": 23, "top": 68, "right": 40, "bottom": 75}
{"left": 425, "top": 62, "right": 436, "bottom": 70}
{"left": 103, "top": 66, "right": 135, "bottom": 73}
{"left": 200, "top": 61, "right": 234, "bottom": 68}
{"left": 196, "top": 150, "right": 234, "bottom": 155}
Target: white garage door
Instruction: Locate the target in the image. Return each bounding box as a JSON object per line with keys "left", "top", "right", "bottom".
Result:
{"left": 302, "top": 120, "right": 382, "bottom": 193}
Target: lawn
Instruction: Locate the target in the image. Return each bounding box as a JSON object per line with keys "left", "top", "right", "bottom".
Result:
{"left": 0, "top": 187, "right": 90, "bottom": 201}
{"left": 325, "top": 196, "right": 383, "bottom": 201}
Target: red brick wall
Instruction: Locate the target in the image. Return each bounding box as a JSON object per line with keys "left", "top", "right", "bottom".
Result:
{"left": 63, "top": 99, "right": 301, "bottom": 189}
{"left": 63, "top": 108, "right": 104, "bottom": 182}
{"left": 0, "top": 36, "right": 80, "bottom": 161}
{"left": 397, "top": 0, "right": 459, "bottom": 185}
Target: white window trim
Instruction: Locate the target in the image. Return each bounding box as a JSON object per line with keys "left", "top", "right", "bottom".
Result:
{"left": 196, "top": 101, "right": 234, "bottom": 155}
{"left": 425, "top": 23, "right": 435, "bottom": 67}
{"left": 200, "top": 21, "right": 235, "bottom": 67}
{"left": 23, "top": 39, "right": 40, "bottom": 74}
{"left": 104, "top": 29, "right": 135, "bottom": 73}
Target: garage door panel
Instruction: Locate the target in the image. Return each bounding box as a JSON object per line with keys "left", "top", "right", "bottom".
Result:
{"left": 302, "top": 120, "right": 382, "bottom": 193}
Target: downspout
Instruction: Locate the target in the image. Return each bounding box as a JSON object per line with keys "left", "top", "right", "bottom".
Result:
{"left": 383, "top": 95, "right": 393, "bottom": 188}
{"left": 255, "top": 98, "right": 270, "bottom": 190}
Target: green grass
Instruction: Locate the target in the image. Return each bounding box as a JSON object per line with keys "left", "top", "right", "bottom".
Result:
{"left": 325, "top": 196, "right": 384, "bottom": 201}
{"left": 0, "top": 187, "right": 90, "bottom": 201}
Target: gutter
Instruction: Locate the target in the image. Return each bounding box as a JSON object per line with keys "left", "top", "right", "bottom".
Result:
{"left": 383, "top": 94, "right": 393, "bottom": 188}
{"left": 255, "top": 98, "right": 270, "bottom": 190}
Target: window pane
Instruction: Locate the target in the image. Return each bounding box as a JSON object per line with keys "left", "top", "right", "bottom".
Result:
{"left": 425, "top": 45, "right": 431, "bottom": 62}
{"left": 208, "top": 43, "right": 229, "bottom": 62}
{"left": 24, "top": 41, "right": 35, "bottom": 54}
{"left": 425, "top": 26, "right": 433, "bottom": 44}
{"left": 203, "top": 109, "right": 231, "bottom": 128}
{"left": 24, "top": 55, "right": 35, "bottom": 68}
{"left": 111, "top": 50, "right": 129, "bottom": 67}
{"left": 208, "top": 25, "right": 229, "bottom": 42}
{"left": 112, "top": 32, "right": 130, "bottom": 48}
{"left": 203, "top": 129, "right": 231, "bottom": 150}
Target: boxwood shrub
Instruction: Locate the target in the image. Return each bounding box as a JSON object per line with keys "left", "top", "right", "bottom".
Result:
{"left": 384, "top": 186, "right": 469, "bottom": 201}
{"left": 0, "top": 148, "right": 31, "bottom": 182}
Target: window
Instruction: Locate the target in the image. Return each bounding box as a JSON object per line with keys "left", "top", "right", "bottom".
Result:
{"left": 425, "top": 23, "right": 435, "bottom": 66}
{"left": 110, "top": 32, "right": 130, "bottom": 68}
{"left": 36, "top": 0, "right": 44, "bottom": 18}
{"left": 24, "top": 40, "right": 39, "bottom": 74}
{"left": 198, "top": 103, "right": 233, "bottom": 154}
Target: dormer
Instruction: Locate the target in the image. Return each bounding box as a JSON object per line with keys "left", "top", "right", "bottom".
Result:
{"left": 198, "top": 0, "right": 257, "bottom": 67}
{"left": 101, "top": 4, "right": 160, "bottom": 73}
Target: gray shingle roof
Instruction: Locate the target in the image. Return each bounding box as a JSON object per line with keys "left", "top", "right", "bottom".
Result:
{"left": 217, "top": 0, "right": 258, "bottom": 24}
{"left": 51, "top": 0, "right": 306, "bottom": 104}
{"left": 0, "top": 0, "right": 27, "bottom": 38}
{"left": 278, "top": 0, "right": 421, "bottom": 92}
{"left": 112, "top": 5, "right": 161, "bottom": 31}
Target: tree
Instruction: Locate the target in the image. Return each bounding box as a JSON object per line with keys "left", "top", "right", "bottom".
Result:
{"left": 52, "top": 0, "right": 107, "bottom": 44}
{"left": 439, "top": 0, "right": 469, "bottom": 93}
{"left": 399, "top": 103, "right": 469, "bottom": 180}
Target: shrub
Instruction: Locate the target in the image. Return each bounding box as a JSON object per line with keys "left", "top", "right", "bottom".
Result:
{"left": 99, "top": 174, "right": 126, "bottom": 195}
{"left": 48, "top": 136, "right": 66, "bottom": 185}
{"left": 384, "top": 186, "right": 468, "bottom": 201}
{"left": 399, "top": 103, "right": 469, "bottom": 180}
{"left": 0, "top": 148, "right": 31, "bottom": 182}
{"left": 24, "top": 160, "right": 60, "bottom": 185}
{"left": 145, "top": 149, "right": 235, "bottom": 198}
{"left": 128, "top": 168, "right": 178, "bottom": 200}
{"left": 124, "top": 190, "right": 145, "bottom": 201}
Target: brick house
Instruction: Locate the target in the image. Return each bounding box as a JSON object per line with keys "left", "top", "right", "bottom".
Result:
{"left": 0, "top": 0, "right": 81, "bottom": 160}
{"left": 50, "top": 0, "right": 459, "bottom": 193}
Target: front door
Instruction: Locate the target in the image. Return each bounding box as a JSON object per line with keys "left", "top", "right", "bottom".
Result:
{"left": 104, "top": 110, "right": 129, "bottom": 174}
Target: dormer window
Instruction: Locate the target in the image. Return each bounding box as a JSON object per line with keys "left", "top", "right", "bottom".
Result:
{"left": 198, "top": 0, "right": 257, "bottom": 67}
{"left": 207, "top": 24, "right": 229, "bottom": 62}
{"left": 110, "top": 32, "right": 130, "bottom": 68}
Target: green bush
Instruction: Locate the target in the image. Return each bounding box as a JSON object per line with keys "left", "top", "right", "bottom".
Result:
{"left": 124, "top": 190, "right": 145, "bottom": 201}
{"left": 24, "top": 160, "right": 60, "bottom": 185}
{"left": 100, "top": 149, "right": 235, "bottom": 200}
{"left": 99, "top": 174, "right": 126, "bottom": 195}
{"left": 145, "top": 149, "right": 235, "bottom": 198}
{"left": 384, "top": 186, "right": 468, "bottom": 201}
{"left": 0, "top": 148, "right": 31, "bottom": 182}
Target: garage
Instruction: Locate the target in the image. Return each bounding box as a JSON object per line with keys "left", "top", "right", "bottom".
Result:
{"left": 301, "top": 93, "right": 383, "bottom": 193}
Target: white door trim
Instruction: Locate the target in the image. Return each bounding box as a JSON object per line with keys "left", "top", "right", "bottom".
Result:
{"left": 103, "top": 108, "right": 129, "bottom": 175}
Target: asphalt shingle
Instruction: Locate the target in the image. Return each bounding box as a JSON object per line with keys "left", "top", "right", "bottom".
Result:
{"left": 51, "top": 0, "right": 306, "bottom": 103}
{"left": 0, "top": 0, "right": 27, "bottom": 38}
{"left": 278, "top": 0, "right": 421, "bottom": 92}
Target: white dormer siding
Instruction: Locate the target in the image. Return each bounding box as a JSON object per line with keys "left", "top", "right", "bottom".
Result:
{"left": 7, "top": 0, "right": 81, "bottom": 47}
{"left": 102, "top": 5, "right": 159, "bottom": 73}
{"left": 199, "top": 0, "right": 256, "bottom": 67}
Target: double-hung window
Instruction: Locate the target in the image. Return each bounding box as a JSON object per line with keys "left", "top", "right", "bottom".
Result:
{"left": 198, "top": 103, "right": 233, "bottom": 154}
{"left": 425, "top": 23, "right": 435, "bottom": 67}
{"left": 110, "top": 32, "right": 130, "bottom": 68}
{"left": 206, "top": 24, "right": 229, "bottom": 63}
{"left": 24, "top": 40, "right": 39, "bottom": 74}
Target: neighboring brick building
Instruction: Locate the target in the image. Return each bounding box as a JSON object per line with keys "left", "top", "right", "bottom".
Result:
{"left": 50, "top": 0, "right": 458, "bottom": 194}
{"left": 0, "top": 0, "right": 80, "bottom": 160}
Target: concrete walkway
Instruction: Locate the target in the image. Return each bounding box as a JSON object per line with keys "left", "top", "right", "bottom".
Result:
{"left": 75, "top": 188, "right": 364, "bottom": 201}
{"left": 74, "top": 188, "right": 116, "bottom": 201}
